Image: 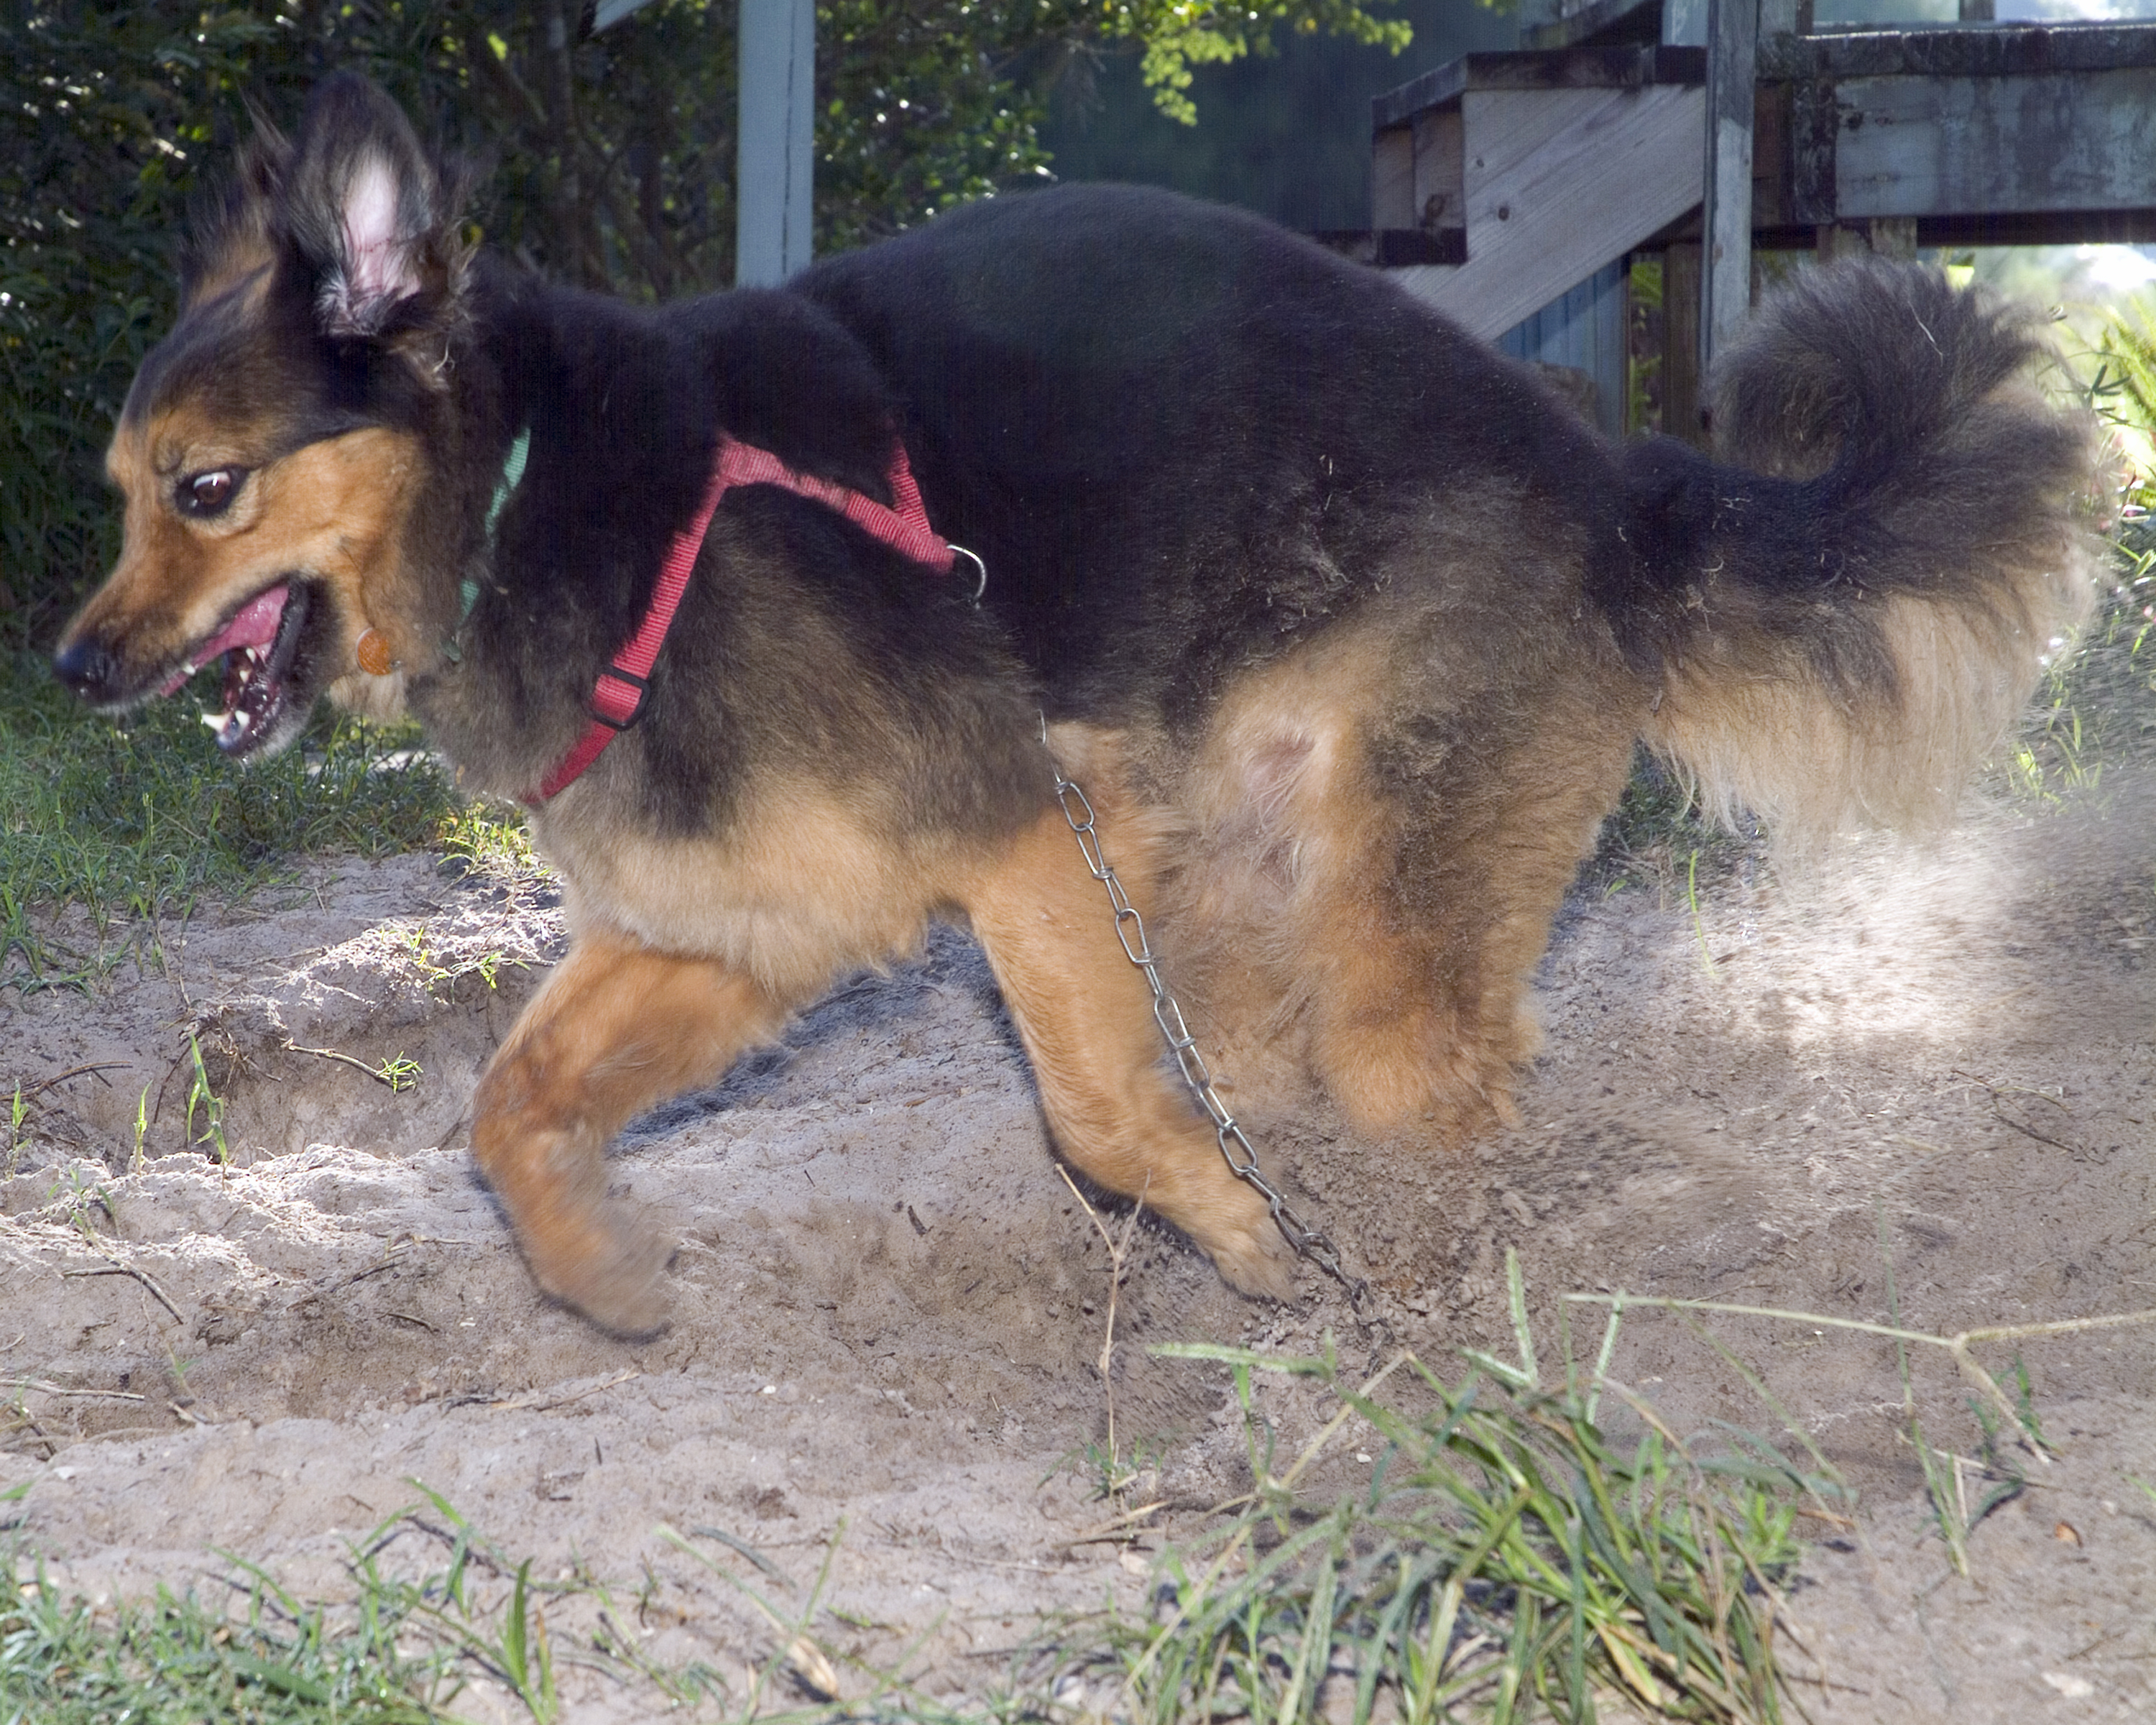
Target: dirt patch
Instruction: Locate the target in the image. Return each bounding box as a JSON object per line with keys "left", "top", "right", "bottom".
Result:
{"left": 4, "top": 774, "right": 2152, "bottom": 1720}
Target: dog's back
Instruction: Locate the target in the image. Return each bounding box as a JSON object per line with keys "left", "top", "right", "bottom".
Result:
{"left": 801, "top": 183, "right": 1619, "bottom": 723}
{"left": 805, "top": 190, "right": 2096, "bottom": 824}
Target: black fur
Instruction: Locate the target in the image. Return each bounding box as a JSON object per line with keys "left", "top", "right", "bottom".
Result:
{"left": 798, "top": 185, "right": 1616, "bottom": 731}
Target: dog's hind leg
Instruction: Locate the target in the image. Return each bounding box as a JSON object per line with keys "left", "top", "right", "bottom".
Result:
{"left": 1301, "top": 676, "right": 1639, "bottom": 1141}
{"left": 961, "top": 789, "right": 1297, "bottom": 1301}
{"left": 471, "top": 930, "right": 788, "bottom": 1335}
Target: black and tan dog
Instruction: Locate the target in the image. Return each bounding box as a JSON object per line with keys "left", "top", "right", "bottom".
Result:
{"left": 56, "top": 75, "right": 2099, "bottom": 1333}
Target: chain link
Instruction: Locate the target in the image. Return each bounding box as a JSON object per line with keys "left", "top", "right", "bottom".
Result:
{"left": 1045, "top": 745, "right": 1389, "bottom": 1347}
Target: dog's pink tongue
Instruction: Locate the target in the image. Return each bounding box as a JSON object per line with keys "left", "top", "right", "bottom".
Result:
{"left": 199, "top": 584, "right": 289, "bottom": 660}
{"left": 157, "top": 585, "right": 290, "bottom": 696}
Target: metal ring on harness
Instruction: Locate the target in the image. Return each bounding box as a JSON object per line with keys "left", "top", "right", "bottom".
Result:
{"left": 949, "top": 544, "right": 987, "bottom": 606}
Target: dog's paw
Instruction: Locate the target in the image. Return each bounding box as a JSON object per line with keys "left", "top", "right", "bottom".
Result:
{"left": 1207, "top": 1214, "right": 1299, "bottom": 1302}
{"left": 530, "top": 1211, "right": 676, "bottom": 1339}
{"left": 1319, "top": 1005, "right": 1512, "bottom": 1144}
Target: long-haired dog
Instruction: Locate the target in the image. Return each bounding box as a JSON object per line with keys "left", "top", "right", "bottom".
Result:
{"left": 56, "top": 75, "right": 2099, "bottom": 1333}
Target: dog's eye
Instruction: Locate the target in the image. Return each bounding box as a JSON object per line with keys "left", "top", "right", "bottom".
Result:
{"left": 178, "top": 468, "right": 246, "bottom": 518}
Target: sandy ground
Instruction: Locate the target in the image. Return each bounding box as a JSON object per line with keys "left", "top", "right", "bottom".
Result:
{"left": 2, "top": 768, "right": 2151, "bottom": 1721}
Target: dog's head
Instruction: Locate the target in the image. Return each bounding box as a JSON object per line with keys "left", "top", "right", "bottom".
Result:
{"left": 53, "top": 74, "right": 467, "bottom": 758}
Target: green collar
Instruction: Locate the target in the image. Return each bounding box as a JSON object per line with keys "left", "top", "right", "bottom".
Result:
{"left": 485, "top": 427, "right": 530, "bottom": 542}
{"left": 446, "top": 428, "right": 528, "bottom": 663}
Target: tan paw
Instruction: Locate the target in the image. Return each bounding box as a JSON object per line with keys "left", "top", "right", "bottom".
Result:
{"left": 525, "top": 1208, "right": 676, "bottom": 1339}
{"left": 1319, "top": 1006, "right": 1508, "bottom": 1144}
{"left": 1203, "top": 1208, "right": 1299, "bottom": 1302}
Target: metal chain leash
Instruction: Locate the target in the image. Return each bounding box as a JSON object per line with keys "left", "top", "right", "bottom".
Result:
{"left": 1046, "top": 743, "right": 1390, "bottom": 1348}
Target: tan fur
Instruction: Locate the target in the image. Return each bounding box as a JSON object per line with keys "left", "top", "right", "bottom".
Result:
{"left": 957, "top": 786, "right": 1295, "bottom": 1300}
{"left": 501, "top": 746, "right": 1294, "bottom": 1315}
{"left": 493, "top": 586, "right": 1642, "bottom": 1323}
{"left": 471, "top": 929, "right": 789, "bottom": 1334}
{"left": 75, "top": 419, "right": 424, "bottom": 701}
{"left": 1117, "top": 548, "right": 1644, "bottom": 1144}
{"left": 1645, "top": 577, "right": 2096, "bottom": 847}
{"left": 1169, "top": 625, "right": 1414, "bottom": 1121}
{"left": 538, "top": 781, "right": 962, "bottom": 1006}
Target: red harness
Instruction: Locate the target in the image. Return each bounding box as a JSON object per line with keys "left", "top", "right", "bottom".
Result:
{"left": 528, "top": 433, "right": 967, "bottom": 804}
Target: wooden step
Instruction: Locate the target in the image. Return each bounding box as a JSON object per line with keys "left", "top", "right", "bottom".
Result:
{"left": 1386, "top": 81, "right": 1704, "bottom": 341}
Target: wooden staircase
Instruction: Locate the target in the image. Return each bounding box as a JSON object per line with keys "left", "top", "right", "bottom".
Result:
{"left": 1360, "top": 1, "right": 2156, "bottom": 436}
{"left": 1376, "top": 55, "right": 1705, "bottom": 344}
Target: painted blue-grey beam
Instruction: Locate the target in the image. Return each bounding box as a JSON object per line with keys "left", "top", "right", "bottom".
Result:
{"left": 1700, "top": 0, "right": 1758, "bottom": 369}
{"left": 736, "top": 0, "right": 816, "bottom": 285}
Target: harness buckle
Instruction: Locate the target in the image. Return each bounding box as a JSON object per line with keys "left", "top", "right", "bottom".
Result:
{"left": 590, "top": 665, "right": 652, "bottom": 730}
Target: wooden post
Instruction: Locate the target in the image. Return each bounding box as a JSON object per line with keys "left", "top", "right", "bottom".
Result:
{"left": 737, "top": 0, "right": 815, "bottom": 286}
{"left": 1664, "top": 240, "right": 1704, "bottom": 443}
{"left": 1700, "top": 0, "right": 1759, "bottom": 377}
{"left": 1868, "top": 216, "right": 1918, "bottom": 259}
{"left": 1817, "top": 217, "right": 1916, "bottom": 262}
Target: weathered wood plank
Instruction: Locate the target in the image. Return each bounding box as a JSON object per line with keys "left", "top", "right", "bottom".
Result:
{"left": 1703, "top": 0, "right": 1759, "bottom": 365}
{"left": 1370, "top": 17, "right": 2156, "bottom": 344}
{"left": 1786, "top": 75, "right": 1840, "bottom": 223}
{"left": 1664, "top": 240, "right": 1704, "bottom": 443}
{"left": 1391, "top": 83, "right": 1705, "bottom": 341}
{"left": 1414, "top": 107, "right": 1468, "bottom": 234}
{"left": 1524, "top": 0, "right": 1663, "bottom": 51}
{"left": 1758, "top": 19, "right": 2156, "bottom": 81}
{"left": 1835, "top": 65, "right": 2156, "bottom": 217}
{"left": 737, "top": 0, "right": 814, "bottom": 284}
{"left": 1373, "top": 124, "right": 1416, "bottom": 229}
{"left": 1373, "top": 45, "right": 1705, "bottom": 129}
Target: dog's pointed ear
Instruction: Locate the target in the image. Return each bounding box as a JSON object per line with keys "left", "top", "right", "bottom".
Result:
{"left": 280, "top": 73, "right": 461, "bottom": 339}
{"left": 179, "top": 114, "right": 291, "bottom": 311}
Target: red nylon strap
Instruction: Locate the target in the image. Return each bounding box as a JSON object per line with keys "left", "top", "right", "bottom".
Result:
{"left": 528, "top": 433, "right": 955, "bottom": 804}
{"left": 716, "top": 438, "right": 957, "bottom": 578}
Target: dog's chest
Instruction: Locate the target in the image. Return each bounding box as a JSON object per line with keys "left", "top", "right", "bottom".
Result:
{"left": 534, "top": 788, "right": 942, "bottom": 1003}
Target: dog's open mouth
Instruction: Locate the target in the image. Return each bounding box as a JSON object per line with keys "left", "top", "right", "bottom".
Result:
{"left": 159, "top": 581, "right": 313, "bottom": 756}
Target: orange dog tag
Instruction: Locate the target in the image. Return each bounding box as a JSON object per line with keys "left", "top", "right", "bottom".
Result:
{"left": 355, "top": 629, "right": 395, "bottom": 676}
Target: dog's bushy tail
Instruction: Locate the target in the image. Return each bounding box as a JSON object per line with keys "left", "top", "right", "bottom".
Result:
{"left": 1608, "top": 259, "right": 2105, "bottom": 845}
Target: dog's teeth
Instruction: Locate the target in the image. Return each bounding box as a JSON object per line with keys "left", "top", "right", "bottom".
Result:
{"left": 201, "top": 709, "right": 229, "bottom": 732}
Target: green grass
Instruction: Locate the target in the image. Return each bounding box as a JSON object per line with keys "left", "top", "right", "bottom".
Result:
{"left": 1089, "top": 1266, "right": 1820, "bottom": 1725}
{"left": 1, "top": 1558, "right": 455, "bottom": 1724}
{"left": 2, "top": 1483, "right": 699, "bottom": 1724}
{"left": 4, "top": 1271, "right": 1826, "bottom": 1724}
{"left": 2008, "top": 546, "right": 2156, "bottom": 801}
{"left": 1590, "top": 750, "right": 1759, "bottom": 902}
{"left": 11, "top": 1270, "right": 2133, "bottom": 1723}
{"left": 0, "top": 653, "right": 487, "bottom": 993}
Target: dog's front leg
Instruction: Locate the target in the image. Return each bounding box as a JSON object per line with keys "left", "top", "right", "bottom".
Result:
{"left": 471, "top": 929, "right": 786, "bottom": 1335}
{"left": 964, "top": 806, "right": 1296, "bottom": 1301}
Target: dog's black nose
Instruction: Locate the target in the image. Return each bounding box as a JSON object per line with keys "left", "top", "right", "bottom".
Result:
{"left": 52, "top": 636, "right": 121, "bottom": 704}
